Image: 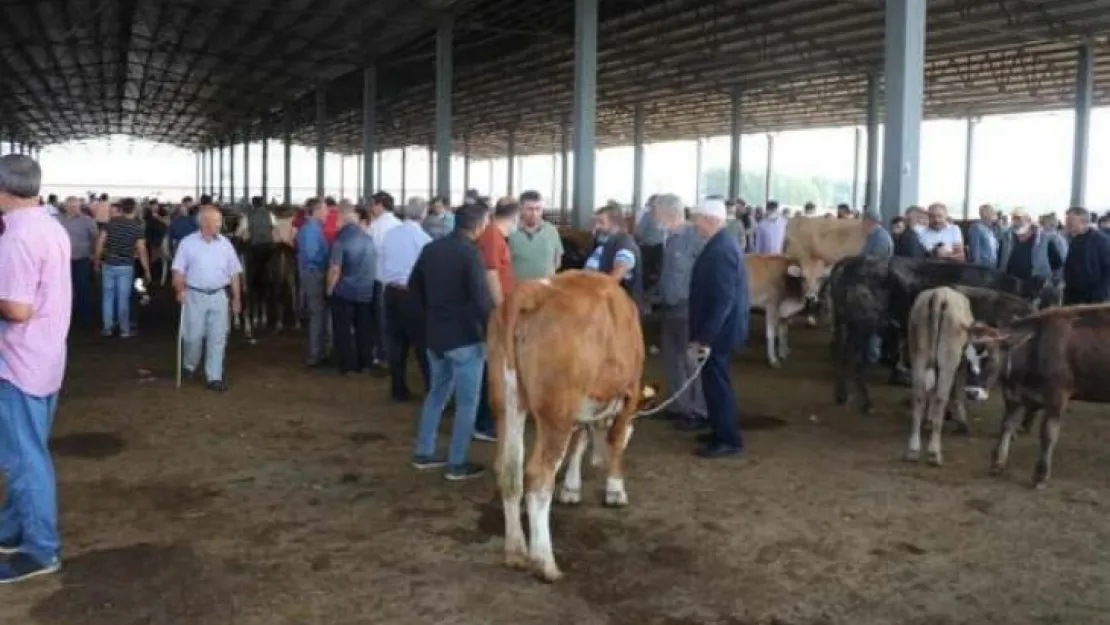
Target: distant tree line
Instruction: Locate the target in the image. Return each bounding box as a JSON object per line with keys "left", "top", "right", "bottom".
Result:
{"left": 700, "top": 167, "right": 856, "bottom": 208}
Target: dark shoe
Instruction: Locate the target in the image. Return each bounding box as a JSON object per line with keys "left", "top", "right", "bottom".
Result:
{"left": 182, "top": 367, "right": 196, "bottom": 380}
{"left": 673, "top": 417, "right": 710, "bottom": 432}
{"left": 695, "top": 443, "right": 742, "bottom": 459}
{"left": 206, "top": 380, "right": 229, "bottom": 392}
{"left": 472, "top": 430, "right": 497, "bottom": 443}
{"left": 411, "top": 455, "right": 447, "bottom": 470}
{"left": 696, "top": 432, "right": 715, "bottom": 445}
{"left": 445, "top": 463, "right": 486, "bottom": 481}
{"left": 0, "top": 554, "right": 60, "bottom": 584}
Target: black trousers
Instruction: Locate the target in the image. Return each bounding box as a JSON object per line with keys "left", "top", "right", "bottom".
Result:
{"left": 384, "top": 285, "right": 430, "bottom": 398}
{"left": 330, "top": 296, "right": 376, "bottom": 373}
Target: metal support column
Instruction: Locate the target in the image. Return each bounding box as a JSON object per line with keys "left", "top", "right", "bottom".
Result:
{"left": 571, "top": 0, "right": 598, "bottom": 225}
{"left": 339, "top": 156, "right": 346, "bottom": 198}
{"left": 243, "top": 132, "right": 250, "bottom": 201}
{"left": 316, "top": 85, "right": 327, "bottom": 198}
{"left": 851, "top": 127, "right": 861, "bottom": 209}
{"left": 560, "top": 120, "right": 570, "bottom": 217}
{"left": 428, "top": 143, "right": 434, "bottom": 199}
{"left": 1071, "top": 45, "right": 1093, "bottom": 208}
{"left": 376, "top": 151, "right": 383, "bottom": 194}
{"left": 506, "top": 130, "right": 516, "bottom": 196}
{"left": 462, "top": 137, "right": 471, "bottom": 193}
{"left": 962, "top": 117, "right": 978, "bottom": 219}
{"left": 208, "top": 146, "right": 215, "bottom": 197}
{"left": 362, "top": 65, "right": 377, "bottom": 201}
{"left": 198, "top": 150, "right": 204, "bottom": 197}
{"left": 435, "top": 17, "right": 453, "bottom": 200}
{"left": 764, "top": 134, "right": 775, "bottom": 205}
{"left": 864, "top": 73, "right": 880, "bottom": 215}
{"left": 195, "top": 151, "right": 201, "bottom": 198}
{"left": 282, "top": 114, "right": 292, "bottom": 206}
{"left": 261, "top": 124, "right": 269, "bottom": 202}
{"left": 229, "top": 137, "right": 236, "bottom": 204}
{"left": 880, "top": 0, "right": 926, "bottom": 224}
{"left": 728, "top": 86, "right": 743, "bottom": 200}
{"left": 218, "top": 141, "right": 225, "bottom": 201}
{"left": 632, "top": 103, "right": 645, "bottom": 209}
{"left": 487, "top": 160, "right": 494, "bottom": 197}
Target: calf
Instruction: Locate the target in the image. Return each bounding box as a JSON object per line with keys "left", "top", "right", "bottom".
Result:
{"left": 827, "top": 256, "right": 1048, "bottom": 414}
{"left": 970, "top": 304, "right": 1110, "bottom": 489}
{"left": 488, "top": 271, "right": 644, "bottom": 582}
{"left": 265, "top": 243, "right": 299, "bottom": 332}
{"left": 745, "top": 254, "right": 815, "bottom": 367}
{"left": 905, "top": 287, "right": 978, "bottom": 466}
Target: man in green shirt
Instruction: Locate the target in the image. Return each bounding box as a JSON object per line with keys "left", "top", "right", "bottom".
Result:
{"left": 508, "top": 190, "right": 563, "bottom": 281}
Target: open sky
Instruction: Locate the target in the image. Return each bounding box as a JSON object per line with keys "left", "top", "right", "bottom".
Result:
{"left": 37, "top": 107, "right": 1110, "bottom": 216}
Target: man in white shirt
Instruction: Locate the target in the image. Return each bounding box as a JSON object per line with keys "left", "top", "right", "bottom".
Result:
{"left": 916, "top": 203, "right": 964, "bottom": 261}
{"left": 380, "top": 197, "right": 433, "bottom": 400}
{"left": 367, "top": 191, "right": 400, "bottom": 364}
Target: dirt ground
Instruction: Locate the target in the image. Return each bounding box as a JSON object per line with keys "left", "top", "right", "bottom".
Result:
{"left": 3, "top": 295, "right": 1110, "bottom": 625}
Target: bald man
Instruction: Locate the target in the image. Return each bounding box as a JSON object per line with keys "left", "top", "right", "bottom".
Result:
{"left": 171, "top": 206, "right": 243, "bottom": 392}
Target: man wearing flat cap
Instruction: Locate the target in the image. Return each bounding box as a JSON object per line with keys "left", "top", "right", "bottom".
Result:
{"left": 687, "top": 198, "right": 748, "bottom": 459}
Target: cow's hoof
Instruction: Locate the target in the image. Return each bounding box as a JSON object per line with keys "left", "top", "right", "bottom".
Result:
{"left": 603, "top": 489, "right": 629, "bottom": 507}
{"left": 927, "top": 454, "right": 943, "bottom": 467}
{"left": 859, "top": 404, "right": 873, "bottom": 416}
{"left": 989, "top": 464, "right": 1005, "bottom": 476}
{"left": 767, "top": 360, "right": 782, "bottom": 369}
{"left": 834, "top": 391, "right": 848, "bottom": 406}
{"left": 903, "top": 450, "right": 920, "bottom": 463}
{"left": 505, "top": 548, "right": 530, "bottom": 571}
{"left": 532, "top": 560, "right": 563, "bottom": 583}
{"left": 951, "top": 422, "right": 971, "bottom": 436}
{"left": 1033, "top": 480, "right": 1048, "bottom": 490}
{"left": 557, "top": 487, "right": 581, "bottom": 505}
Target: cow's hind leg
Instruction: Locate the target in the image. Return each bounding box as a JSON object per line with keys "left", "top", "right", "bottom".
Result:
{"left": 764, "top": 310, "right": 781, "bottom": 368}
{"left": 558, "top": 428, "right": 588, "bottom": 505}
{"left": 925, "top": 393, "right": 948, "bottom": 466}
{"left": 603, "top": 400, "right": 637, "bottom": 507}
{"left": 496, "top": 368, "right": 529, "bottom": 571}
{"left": 851, "top": 331, "right": 873, "bottom": 415}
{"left": 525, "top": 416, "right": 575, "bottom": 582}
{"left": 904, "top": 389, "right": 926, "bottom": 462}
{"left": 1033, "top": 394, "right": 1068, "bottom": 489}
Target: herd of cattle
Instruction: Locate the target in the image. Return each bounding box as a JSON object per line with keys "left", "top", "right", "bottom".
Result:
{"left": 493, "top": 215, "right": 1094, "bottom": 582}
{"left": 182, "top": 206, "right": 1099, "bottom": 582}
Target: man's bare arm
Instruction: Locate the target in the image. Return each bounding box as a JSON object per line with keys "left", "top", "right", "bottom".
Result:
{"left": 486, "top": 270, "right": 503, "bottom": 307}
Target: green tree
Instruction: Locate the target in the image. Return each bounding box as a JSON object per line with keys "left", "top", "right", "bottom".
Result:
{"left": 700, "top": 167, "right": 855, "bottom": 208}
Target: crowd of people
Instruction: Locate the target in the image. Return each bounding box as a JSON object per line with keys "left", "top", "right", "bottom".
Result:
{"left": 8, "top": 138, "right": 1110, "bottom": 586}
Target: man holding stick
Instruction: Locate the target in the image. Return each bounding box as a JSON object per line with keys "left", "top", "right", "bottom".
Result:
{"left": 171, "top": 206, "right": 243, "bottom": 392}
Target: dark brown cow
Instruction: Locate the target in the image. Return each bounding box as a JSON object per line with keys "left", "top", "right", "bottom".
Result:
{"left": 970, "top": 304, "right": 1110, "bottom": 488}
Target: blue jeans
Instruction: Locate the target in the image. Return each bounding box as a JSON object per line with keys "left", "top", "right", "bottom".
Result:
{"left": 0, "top": 379, "right": 60, "bottom": 563}
{"left": 414, "top": 344, "right": 486, "bottom": 467}
{"left": 101, "top": 264, "right": 134, "bottom": 334}
{"left": 71, "top": 258, "right": 93, "bottom": 327}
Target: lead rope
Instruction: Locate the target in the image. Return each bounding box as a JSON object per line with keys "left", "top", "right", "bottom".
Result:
{"left": 635, "top": 347, "right": 712, "bottom": 418}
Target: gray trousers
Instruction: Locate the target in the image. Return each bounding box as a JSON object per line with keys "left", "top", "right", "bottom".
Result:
{"left": 182, "top": 289, "right": 229, "bottom": 382}
{"left": 300, "top": 270, "right": 331, "bottom": 364}
{"left": 660, "top": 314, "right": 706, "bottom": 418}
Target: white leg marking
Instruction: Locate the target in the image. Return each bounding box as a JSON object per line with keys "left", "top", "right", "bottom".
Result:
{"left": 526, "top": 488, "right": 560, "bottom": 581}
{"left": 498, "top": 365, "right": 529, "bottom": 569}
{"left": 764, "top": 312, "right": 780, "bottom": 367}
{"left": 605, "top": 476, "right": 628, "bottom": 507}
{"left": 559, "top": 429, "right": 587, "bottom": 505}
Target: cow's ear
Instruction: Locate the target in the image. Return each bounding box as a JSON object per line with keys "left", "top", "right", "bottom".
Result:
{"left": 786, "top": 264, "right": 802, "bottom": 277}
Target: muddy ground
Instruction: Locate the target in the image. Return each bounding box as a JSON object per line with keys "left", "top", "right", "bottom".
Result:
{"left": 3, "top": 295, "right": 1110, "bottom": 625}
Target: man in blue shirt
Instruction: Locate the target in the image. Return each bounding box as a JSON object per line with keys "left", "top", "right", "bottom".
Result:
{"left": 167, "top": 196, "right": 199, "bottom": 252}
{"left": 327, "top": 205, "right": 376, "bottom": 375}
{"left": 296, "top": 198, "right": 331, "bottom": 367}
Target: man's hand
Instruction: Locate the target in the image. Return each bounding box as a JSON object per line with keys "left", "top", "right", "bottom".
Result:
{"left": 231, "top": 298, "right": 242, "bottom": 316}
{"left": 92, "top": 260, "right": 100, "bottom": 273}
{"left": 176, "top": 289, "right": 186, "bottom": 304}
{"left": 687, "top": 342, "right": 711, "bottom": 361}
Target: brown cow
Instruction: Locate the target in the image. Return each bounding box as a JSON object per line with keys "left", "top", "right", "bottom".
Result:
{"left": 783, "top": 217, "right": 868, "bottom": 324}
{"left": 488, "top": 270, "right": 644, "bottom": 582}
{"left": 744, "top": 254, "right": 813, "bottom": 367}
{"left": 969, "top": 304, "right": 1110, "bottom": 489}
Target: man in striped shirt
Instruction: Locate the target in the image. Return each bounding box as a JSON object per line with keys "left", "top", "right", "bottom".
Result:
{"left": 94, "top": 198, "right": 151, "bottom": 338}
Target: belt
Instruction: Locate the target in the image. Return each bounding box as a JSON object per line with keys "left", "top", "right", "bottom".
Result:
{"left": 187, "top": 285, "right": 228, "bottom": 295}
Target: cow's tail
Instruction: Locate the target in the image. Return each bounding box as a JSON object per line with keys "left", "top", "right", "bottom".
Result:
{"left": 923, "top": 290, "right": 945, "bottom": 393}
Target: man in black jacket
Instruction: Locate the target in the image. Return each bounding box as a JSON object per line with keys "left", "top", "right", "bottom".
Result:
{"left": 1062, "top": 207, "right": 1110, "bottom": 305}
{"left": 407, "top": 203, "right": 494, "bottom": 481}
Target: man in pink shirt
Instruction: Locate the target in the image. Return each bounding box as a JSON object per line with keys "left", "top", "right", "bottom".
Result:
{"left": 0, "top": 154, "right": 71, "bottom": 583}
